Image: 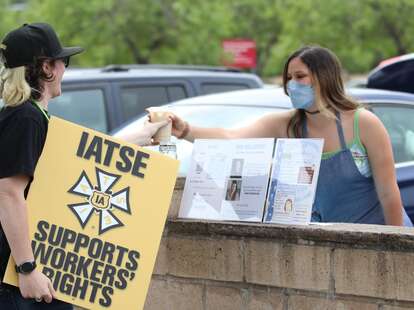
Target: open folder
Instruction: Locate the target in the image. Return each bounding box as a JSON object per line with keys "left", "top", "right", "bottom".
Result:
{"left": 179, "top": 138, "right": 323, "bottom": 225}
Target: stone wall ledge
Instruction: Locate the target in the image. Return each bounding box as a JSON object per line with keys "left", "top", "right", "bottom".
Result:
{"left": 151, "top": 273, "right": 414, "bottom": 303}
{"left": 144, "top": 177, "right": 414, "bottom": 309}
{"left": 147, "top": 274, "right": 414, "bottom": 309}
{"left": 165, "top": 219, "right": 414, "bottom": 252}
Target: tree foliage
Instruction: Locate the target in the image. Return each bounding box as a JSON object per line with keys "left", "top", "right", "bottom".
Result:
{"left": 1, "top": 0, "right": 413, "bottom": 76}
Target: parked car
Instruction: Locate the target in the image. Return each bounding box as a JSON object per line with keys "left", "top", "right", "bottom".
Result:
{"left": 45, "top": 65, "right": 263, "bottom": 133}
{"left": 345, "top": 77, "right": 367, "bottom": 88}
{"left": 112, "top": 87, "right": 414, "bottom": 221}
{"left": 367, "top": 53, "right": 414, "bottom": 94}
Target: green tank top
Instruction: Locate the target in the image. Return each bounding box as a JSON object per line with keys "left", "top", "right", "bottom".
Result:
{"left": 322, "top": 109, "right": 371, "bottom": 177}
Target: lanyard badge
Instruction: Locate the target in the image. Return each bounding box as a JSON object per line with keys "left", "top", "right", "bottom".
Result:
{"left": 32, "top": 100, "right": 50, "bottom": 122}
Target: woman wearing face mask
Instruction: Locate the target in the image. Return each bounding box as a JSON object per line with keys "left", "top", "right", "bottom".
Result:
{"left": 169, "top": 45, "right": 412, "bottom": 226}
{"left": 0, "top": 23, "right": 167, "bottom": 309}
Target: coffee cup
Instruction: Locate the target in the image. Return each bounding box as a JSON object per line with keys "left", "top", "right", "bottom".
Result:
{"left": 147, "top": 107, "right": 172, "bottom": 143}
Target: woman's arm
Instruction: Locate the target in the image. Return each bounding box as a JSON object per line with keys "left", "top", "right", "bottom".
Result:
{"left": 0, "top": 175, "right": 56, "bottom": 302}
{"left": 170, "top": 110, "right": 293, "bottom": 142}
{"left": 0, "top": 175, "right": 35, "bottom": 266}
{"left": 359, "top": 110, "right": 403, "bottom": 225}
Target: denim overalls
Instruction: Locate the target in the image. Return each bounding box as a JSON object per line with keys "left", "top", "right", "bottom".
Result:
{"left": 303, "top": 112, "right": 413, "bottom": 226}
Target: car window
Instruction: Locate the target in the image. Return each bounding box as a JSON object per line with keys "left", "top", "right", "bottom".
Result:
{"left": 371, "top": 104, "right": 414, "bottom": 163}
{"left": 201, "top": 83, "right": 249, "bottom": 95}
{"left": 120, "top": 85, "right": 187, "bottom": 122}
{"left": 168, "top": 86, "right": 187, "bottom": 102}
{"left": 49, "top": 89, "right": 108, "bottom": 133}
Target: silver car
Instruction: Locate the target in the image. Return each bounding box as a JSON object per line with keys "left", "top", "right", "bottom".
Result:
{"left": 113, "top": 87, "right": 414, "bottom": 168}
{"left": 112, "top": 87, "right": 414, "bottom": 220}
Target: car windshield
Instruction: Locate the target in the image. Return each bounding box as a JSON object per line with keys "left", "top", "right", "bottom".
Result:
{"left": 115, "top": 104, "right": 286, "bottom": 135}
{"left": 171, "top": 104, "right": 285, "bottom": 128}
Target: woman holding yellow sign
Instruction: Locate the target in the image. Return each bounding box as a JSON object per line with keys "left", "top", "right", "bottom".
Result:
{"left": 0, "top": 22, "right": 81, "bottom": 310}
{"left": 0, "top": 23, "right": 167, "bottom": 309}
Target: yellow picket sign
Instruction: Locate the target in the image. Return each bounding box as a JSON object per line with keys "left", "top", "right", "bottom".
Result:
{"left": 4, "top": 117, "right": 179, "bottom": 310}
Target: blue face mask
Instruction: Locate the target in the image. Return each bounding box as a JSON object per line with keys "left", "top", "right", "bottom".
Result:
{"left": 286, "top": 80, "right": 315, "bottom": 110}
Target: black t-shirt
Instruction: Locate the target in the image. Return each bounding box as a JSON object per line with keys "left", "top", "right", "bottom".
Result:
{"left": 0, "top": 100, "right": 49, "bottom": 280}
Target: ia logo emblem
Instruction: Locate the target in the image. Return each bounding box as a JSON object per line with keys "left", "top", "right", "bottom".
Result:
{"left": 67, "top": 167, "right": 131, "bottom": 234}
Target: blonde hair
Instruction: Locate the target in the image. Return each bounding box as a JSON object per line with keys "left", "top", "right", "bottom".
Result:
{"left": 0, "top": 56, "right": 31, "bottom": 107}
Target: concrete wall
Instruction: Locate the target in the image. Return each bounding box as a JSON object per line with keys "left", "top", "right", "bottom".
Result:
{"left": 144, "top": 178, "right": 414, "bottom": 310}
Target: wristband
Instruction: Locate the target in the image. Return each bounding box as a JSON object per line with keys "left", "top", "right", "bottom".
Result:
{"left": 177, "top": 122, "right": 190, "bottom": 139}
{"left": 15, "top": 261, "right": 37, "bottom": 274}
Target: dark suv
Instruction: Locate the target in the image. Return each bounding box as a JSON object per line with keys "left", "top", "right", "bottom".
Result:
{"left": 48, "top": 65, "right": 264, "bottom": 133}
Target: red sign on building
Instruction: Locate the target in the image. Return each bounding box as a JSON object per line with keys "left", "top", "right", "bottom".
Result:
{"left": 222, "top": 39, "right": 257, "bottom": 69}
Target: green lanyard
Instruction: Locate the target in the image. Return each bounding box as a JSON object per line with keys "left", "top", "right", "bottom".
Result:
{"left": 32, "top": 100, "right": 50, "bottom": 122}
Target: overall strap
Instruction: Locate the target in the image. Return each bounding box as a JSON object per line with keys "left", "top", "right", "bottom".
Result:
{"left": 302, "top": 111, "right": 346, "bottom": 150}
{"left": 335, "top": 111, "right": 347, "bottom": 149}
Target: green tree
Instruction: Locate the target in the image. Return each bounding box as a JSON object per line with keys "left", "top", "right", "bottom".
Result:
{"left": 0, "top": 0, "right": 22, "bottom": 39}
{"left": 20, "top": 0, "right": 178, "bottom": 66}
{"left": 270, "top": 0, "right": 414, "bottom": 74}
{"left": 226, "top": 0, "right": 284, "bottom": 75}
{"left": 2, "top": 0, "right": 413, "bottom": 76}
{"left": 365, "top": 0, "right": 414, "bottom": 62}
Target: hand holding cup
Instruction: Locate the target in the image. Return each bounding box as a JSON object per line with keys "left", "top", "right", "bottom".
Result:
{"left": 147, "top": 108, "right": 172, "bottom": 144}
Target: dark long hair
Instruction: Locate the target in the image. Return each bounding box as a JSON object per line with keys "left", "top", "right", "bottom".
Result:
{"left": 282, "top": 46, "right": 359, "bottom": 137}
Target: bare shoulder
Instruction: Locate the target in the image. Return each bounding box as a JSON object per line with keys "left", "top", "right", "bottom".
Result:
{"left": 358, "top": 108, "right": 384, "bottom": 131}
{"left": 358, "top": 108, "right": 388, "bottom": 143}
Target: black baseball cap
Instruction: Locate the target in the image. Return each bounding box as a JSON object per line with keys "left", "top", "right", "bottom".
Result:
{"left": 0, "top": 22, "right": 84, "bottom": 68}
